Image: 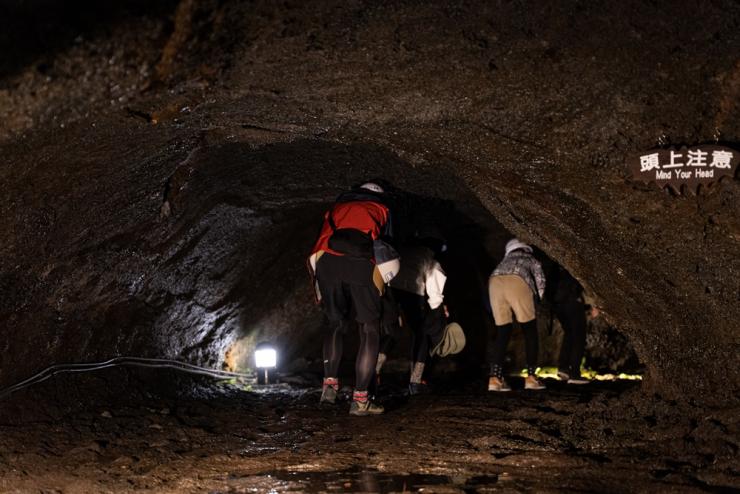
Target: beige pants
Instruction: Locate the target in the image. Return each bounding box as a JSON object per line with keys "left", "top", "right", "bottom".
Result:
{"left": 489, "top": 275, "right": 536, "bottom": 325}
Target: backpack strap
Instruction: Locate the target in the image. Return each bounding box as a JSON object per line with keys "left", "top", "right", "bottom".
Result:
{"left": 327, "top": 209, "right": 338, "bottom": 232}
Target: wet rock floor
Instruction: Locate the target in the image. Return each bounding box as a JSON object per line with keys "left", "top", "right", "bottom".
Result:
{"left": 0, "top": 370, "right": 737, "bottom": 493}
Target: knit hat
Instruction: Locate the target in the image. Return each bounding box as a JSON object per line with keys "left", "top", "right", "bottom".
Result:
{"left": 505, "top": 238, "right": 532, "bottom": 256}
{"left": 430, "top": 322, "right": 466, "bottom": 357}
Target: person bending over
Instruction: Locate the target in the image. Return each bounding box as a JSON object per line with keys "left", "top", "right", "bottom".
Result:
{"left": 488, "top": 238, "right": 546, "bottom": 392}
{"left": 386, "top": 235, "right": 447, "bottom": 395}
{"left": 307, "top": 181, "right": 394, "bottom": 416}
{"left": 549, "top": 265, "right": 596, "bottom": 385}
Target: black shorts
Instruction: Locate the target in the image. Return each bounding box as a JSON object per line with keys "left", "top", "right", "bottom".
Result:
{"left": 394, "top": 289, "right": 445, "bottom": 340}
{"left": 316, "top": 253, "right": 382, "bottom": 324}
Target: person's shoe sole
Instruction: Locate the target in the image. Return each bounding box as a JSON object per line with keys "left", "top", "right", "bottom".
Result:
{"left": 349, "top": 409, "right": 384, "bottom": 416}
{"left": 349, "top": 405, "right": 384, "bottom": 416}
{"left": 557, "top": 371, "right": 570, "bottom": 381}
{"left": 408, "top": 384, "right": 430, "bottom": 395}
{"left": 487, "top": 385, "right": 511, "bottom": 392}
{"left": 525, "top": 384, "right": 546, "bottom": 390}
{"left": 524, "top": 379, "right": 546, "bottom": 390}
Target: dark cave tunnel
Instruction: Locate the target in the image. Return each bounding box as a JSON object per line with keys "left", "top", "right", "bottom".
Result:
{"left": 6, "top": 1, "right": 740, "bottom": 489}
{"left": 218, "top": 182, "right": 645, "bottom": 387}
{"left": 168, "top": 140, "right": 642, "bottom": 388}
{"left": 0, "top": 139, "right": 655, "bottom": 493}
{"left": 1, "top": 138, "right": 643, "bottom": 397}
{"left": 61, "top": 139, "right": 643, "bottom": 392}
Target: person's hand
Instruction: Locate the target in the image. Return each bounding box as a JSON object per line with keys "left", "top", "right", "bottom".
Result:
{"left": 443, "top": 304, "right": 450, "bottom": 318}
{"left": 590, "top": 307, "right": 601, "bottom": 319}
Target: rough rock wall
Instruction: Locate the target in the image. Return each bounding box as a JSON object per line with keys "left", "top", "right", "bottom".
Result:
{"left": 0, "top": 124, "right": 505, "bottom": 387}
{"left": 1, "top": 0, "right": 738, "bottom": 403}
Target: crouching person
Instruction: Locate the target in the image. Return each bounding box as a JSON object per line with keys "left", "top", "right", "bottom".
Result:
{"left": 388, "top": 236, "right": 448, "bottom": 395}
{"left": 307, "top": 182, "right": 395, "bottom": 416}
{"left": 488, "top": 238, "right": 546, "bottom": 392}
{"left": 549, "top": 264, "right": 592, "bottom": 385}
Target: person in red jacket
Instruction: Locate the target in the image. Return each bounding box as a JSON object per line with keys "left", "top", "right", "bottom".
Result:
{"left": 307, "top": 181, "right": 394, "bottom": 416}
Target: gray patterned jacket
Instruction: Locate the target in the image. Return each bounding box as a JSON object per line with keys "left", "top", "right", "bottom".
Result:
{"left": 491, "top": 249, "right": 546, "bottom": 300}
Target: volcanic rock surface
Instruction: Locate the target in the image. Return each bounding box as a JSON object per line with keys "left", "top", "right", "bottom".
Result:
{"left": 1, "top": 0, "right": 739, "bottom": 435}
{"left": 1, "top": 1, "right": 739, "bottom": 491}
{"left": 2, "top": 373, "right": 738, "bottom": 493}
{"left": 2, "top": 0, "right": 738, "bottom": 402}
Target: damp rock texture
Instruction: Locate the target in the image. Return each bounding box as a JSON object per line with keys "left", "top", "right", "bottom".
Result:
{"left": 1, "top": 0, "right": 739, "bottom": 409}
{"left": 1, "top": 374, "right": 738, "bottom": 493}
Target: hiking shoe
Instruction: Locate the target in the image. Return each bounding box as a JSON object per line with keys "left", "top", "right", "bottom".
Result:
{"left": 488, "top": 376, "right": 511, "bottom": 392}
{"left": 320, "top": 386, "right": 337, "bottom": 403}
{"left": 320, "top": 377, "right": 339, "bottom": 404}
{"left": 349, "top": 400, "right": 384, "bottom": 416}
{"left": 557, "top": 370, "right": 571, "bottom": 381}
{"left": 408, "top": 382, "right": 429, "bottom": 396}
{"left": 524, "top": 375, "right": 546, "bottom": 390}
{"left": 567, "top": 375, "right": 590, "bottom": 385}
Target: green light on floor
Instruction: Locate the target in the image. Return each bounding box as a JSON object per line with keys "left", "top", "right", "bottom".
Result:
{"left": 515, "top": 366, "right": 643, "bottom": 381}
{"left": 514, "top": 366, "right": 560, "bottom": 379}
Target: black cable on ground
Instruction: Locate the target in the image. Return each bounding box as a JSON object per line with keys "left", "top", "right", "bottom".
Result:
{"left": 0, "top": 357, "right": 253, "bottom": 400}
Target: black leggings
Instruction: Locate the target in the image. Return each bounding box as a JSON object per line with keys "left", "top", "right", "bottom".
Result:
{"left": 399, "top": 292, "right": 428, "bottom": 363}
{"left": 323, "top": 320, "right": 380, "bottom": 391}
{"left": 490, "top": 320, "right": 539, "bottom": 376}
{"left": 379, "top": 333, "right": 395, "bottom": 356}
{"left": 556, "top": 302, "right": 586, "bottom": 374}
{"left": 394, "top": 290, "right": 441, "bottom": 364}
{"left": 379, "top": 291, "right": 402, "bottom": 356}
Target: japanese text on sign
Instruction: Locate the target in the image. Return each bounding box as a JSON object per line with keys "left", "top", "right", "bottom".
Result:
{"left": 628, "top": 145, "right": 737, "bottom": 194}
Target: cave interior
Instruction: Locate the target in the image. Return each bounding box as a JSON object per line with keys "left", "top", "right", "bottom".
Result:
{"left": 1, "top": 0, "right": 738, "bottom": 492}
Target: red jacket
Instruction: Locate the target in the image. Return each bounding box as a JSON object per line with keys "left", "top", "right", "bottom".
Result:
{"left": 311, "top": 200, "right": 390, "bottom": 256}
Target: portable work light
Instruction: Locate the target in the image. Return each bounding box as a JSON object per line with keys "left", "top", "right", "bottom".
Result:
{"left": 254, "top": 343, "right": 277, "bottom": 384}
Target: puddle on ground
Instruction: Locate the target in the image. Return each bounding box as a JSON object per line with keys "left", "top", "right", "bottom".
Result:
{"left": 218, "top": 467, "right": 498, "bottom": 493}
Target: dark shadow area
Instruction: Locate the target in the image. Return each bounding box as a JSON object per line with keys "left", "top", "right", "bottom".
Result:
{"left": 0, "top": 0, "right": 178, "bottom": 82}
{"left": 326, "top": 189, "right": 643, "bottom": 385}
{"left": 536, "top": 253, "right": 644, "bottom": 376}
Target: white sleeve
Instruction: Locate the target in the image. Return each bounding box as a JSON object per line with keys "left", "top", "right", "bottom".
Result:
{"left": 425, "top": 263, "right": 447, "bottom": 310}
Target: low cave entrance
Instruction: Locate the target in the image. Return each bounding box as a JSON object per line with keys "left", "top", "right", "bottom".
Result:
{"left": 186, "top": 139, "right": 645, "bottom": 390}
{"left": 0, "top": 137, "right": 644, "bottom": 399}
